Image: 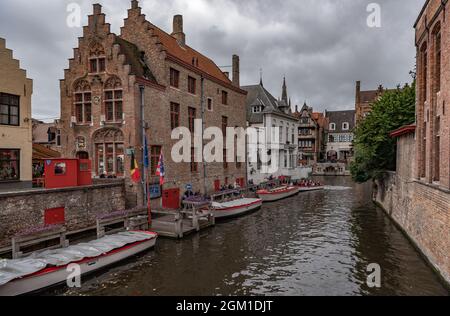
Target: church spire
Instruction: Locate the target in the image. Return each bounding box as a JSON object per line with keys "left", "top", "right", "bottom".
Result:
{"left": 282, "top": 76, "right": 288, "bottom": 103}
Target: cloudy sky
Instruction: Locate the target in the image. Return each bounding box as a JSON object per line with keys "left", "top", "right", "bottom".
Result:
{"left": 0, "top": 0, "right": 423, "bottom": 121}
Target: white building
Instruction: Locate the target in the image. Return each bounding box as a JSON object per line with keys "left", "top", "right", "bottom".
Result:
{"left": 325, "top": 110, "right": 355, "bottom": 163}
{"left": 242, "top": 78, "right": 311, "bottom": 184}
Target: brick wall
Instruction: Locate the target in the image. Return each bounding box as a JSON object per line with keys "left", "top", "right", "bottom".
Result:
{"left": 374, "top": 133, "right": 450, "bottom": 285}
{"left": 415, "top": 0, "right": 450, "bottom": 189}
{"left": 0, "top": 181, "right": 125, "bottom": 250}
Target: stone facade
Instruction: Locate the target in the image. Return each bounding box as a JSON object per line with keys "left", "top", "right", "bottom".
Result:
{"left": 0, "top": 38, "right": 33, "bottom": 190}
{"left": 374, "top": 130, "right": 450, "bottom": 284}
{"left": 414, "top": 0, "right": 450, "bottom": 190}
{"left": 0, "top": 181, "right": 125, "bottom": 252}
{"left": 59, "top": 2, "right": 247, "bottom": 207}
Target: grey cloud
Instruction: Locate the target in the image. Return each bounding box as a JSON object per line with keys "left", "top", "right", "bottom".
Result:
{"left": 0, "top": 0, "right": 423, "bottom": 120}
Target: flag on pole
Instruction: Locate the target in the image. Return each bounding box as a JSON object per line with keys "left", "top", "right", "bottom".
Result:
{"left": 155, "top": 153, "right": 165, "bottom": 186}
{"left": 130, "top": 151, "right": 141, "bottom": 183}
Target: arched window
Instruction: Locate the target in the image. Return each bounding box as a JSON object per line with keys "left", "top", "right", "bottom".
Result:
{"left": 342, "top": 122, "right": 349, "bottom": 130}
{"left": 104, "top": 77, "right": 123, "bottom": 122}
{"left": 433, "top": 25, "right": 441, "bottom": 93}
{"left": 89, "top": 42, "right": 106, "bottom": 73}
{"left": 73, "top": 80, "right": 92, "bottom": 124}
{"left": 93, "top": 128, "right": 125, "bottom": 177}
{"left": 329, "top": 123, "right": 336, "bottom": 131}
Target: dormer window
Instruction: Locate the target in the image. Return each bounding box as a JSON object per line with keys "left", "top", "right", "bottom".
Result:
{"left": 252, "top": 105, "right": 262, "bottom": 113}
{"left": 329, "top": 123, "right": 336, "bottom": 131}
{"left": 342, "top": 122, "right": 349, "bottom": 130}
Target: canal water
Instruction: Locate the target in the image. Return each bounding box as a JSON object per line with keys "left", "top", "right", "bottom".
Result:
{"left": 49, "top": 177, "right": 449, "bottom": 296}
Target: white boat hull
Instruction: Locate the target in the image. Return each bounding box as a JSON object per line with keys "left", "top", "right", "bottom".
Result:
{"left": 257, "top": 187, "right": 300, "bottom": 202}
{"left": 0, "top": 234, "right": 157, "bottom": 296}
{"left": 298, "top": 186, "right": 324, "bottom": 192}
{"left": 214, "top": 199, "right": 262, "bottom": 219}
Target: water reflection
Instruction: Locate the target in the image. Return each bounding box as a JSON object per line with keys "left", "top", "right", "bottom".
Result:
{"left": 49, "top": 177, "right": 448, "bottom": 296}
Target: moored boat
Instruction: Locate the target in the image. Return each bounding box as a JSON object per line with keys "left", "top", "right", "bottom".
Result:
{"left": 297, "top": 186, "right": 325, "bottom": 192}
{"left": 0, "top": 231, "right": 157, "bottom": 296}
{"left": 212, "top": 198, "right": 263, "bottom": 219}
{"left": 256, "top": 186, "right": 300, "bottom": 202}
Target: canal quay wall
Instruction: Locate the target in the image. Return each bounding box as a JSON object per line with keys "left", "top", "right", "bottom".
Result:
{"left": 374, "top": 133, "right": 450, "bottom": 285}
{"left": 0, "top": 180, "right": 125, "bottom": 253}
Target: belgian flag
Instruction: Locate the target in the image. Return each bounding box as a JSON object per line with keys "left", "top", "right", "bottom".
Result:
{"left": 130, "top": 152, "right": 141, "bottom": 183}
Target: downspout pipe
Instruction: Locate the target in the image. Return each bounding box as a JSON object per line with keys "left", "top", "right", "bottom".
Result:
{"left": 201, "top": 75, "right": 207, "bottom": 195}
{"left": 139, "top": 85, "right": 147, "bottom": 206}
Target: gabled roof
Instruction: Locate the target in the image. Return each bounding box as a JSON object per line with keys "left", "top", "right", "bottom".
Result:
{"left": 242, "top": 83, "right": 298, "bottom": 124}
{"left": 32, "top": 122, "right": 55, "bottom": 144}
{"left": 149, "top": 23, "right": 232, "bottom": 85}
{"left": 326, "top": 110, "right": 356, "bottom": 133}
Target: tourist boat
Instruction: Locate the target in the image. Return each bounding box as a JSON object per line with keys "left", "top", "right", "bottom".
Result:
{"left": 0, "top": 231, "right": 157, "bottom": 296}
{"left": 297, "top": 185, "right": 325, "bottom": 192}
{"left": 212, "top": 198, "right": 263, "bottom": 219}
{"left": 256, "top": 186, "right": 300, "bottom": 202}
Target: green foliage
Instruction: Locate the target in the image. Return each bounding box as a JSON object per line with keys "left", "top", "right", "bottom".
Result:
{"left": 351, "top": 82, "right": 416, "bottom": 183}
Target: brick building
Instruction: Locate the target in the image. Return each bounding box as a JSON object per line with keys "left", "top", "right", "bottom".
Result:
{"left": 0, "top": 38, "right": 33, "bottom": 190}
{"left": 414, "top": 0, "right": 450, "bottom": 189}
{"left": 355, "top": 81, "right": 392, "bottom": 124}
{"left": 59, "top": 1, "right": 247, "bottom": 207}
{"left": 374, "top": 0, "right": 450, "bottom": 285}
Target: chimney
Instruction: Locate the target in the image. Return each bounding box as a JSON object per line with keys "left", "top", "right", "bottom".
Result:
{"left": 295, "top": 105, "right": 298, "bottom": 113}
{"left": 93, "top": 3, "right": 102, "bottom": 15}
{"left": 172, "top": 15, "right": 186, "bottom": 46}
{"left": 131, "top": 0, "right": 139, "bottom": 9}
{"left": 232, "top": 54, "right": 240, "bottom": 87}
{"left": 355, "top": 81, "right": 361, "bottom": 104}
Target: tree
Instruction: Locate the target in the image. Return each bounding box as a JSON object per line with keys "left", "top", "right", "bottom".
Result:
{"left": 351, "top": 82, "right": 416, "bottom": 183}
